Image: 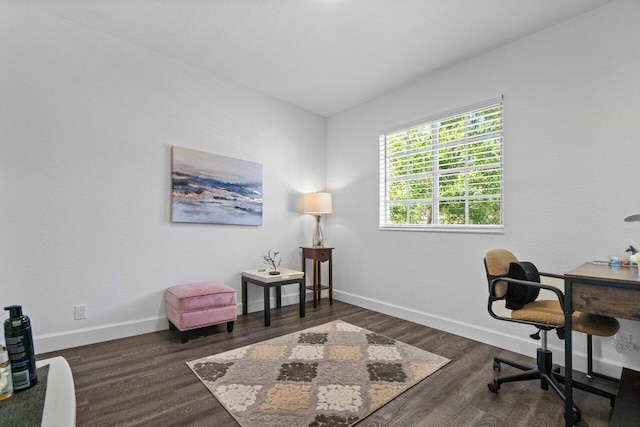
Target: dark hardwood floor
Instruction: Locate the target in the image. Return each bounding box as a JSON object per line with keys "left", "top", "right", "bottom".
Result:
{"left": 40, "top": 301, "right": 616, "bottom": 426}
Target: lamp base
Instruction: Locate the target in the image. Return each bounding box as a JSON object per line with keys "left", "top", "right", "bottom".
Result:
{"left": 312, "top": 214, "right": 325, "bottom": 247}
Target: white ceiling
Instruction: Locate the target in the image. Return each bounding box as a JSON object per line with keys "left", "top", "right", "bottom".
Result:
{"left": 27, "top": 0, "right": 613, "bottom": 117}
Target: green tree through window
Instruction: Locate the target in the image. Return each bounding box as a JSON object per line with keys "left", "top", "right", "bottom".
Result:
{"left": 379, "top": 98, "right": 503, "bottom": 231}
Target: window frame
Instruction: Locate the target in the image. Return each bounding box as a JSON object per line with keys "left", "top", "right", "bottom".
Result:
{"left": 379, "top": 97, "right": 504, "bottom": 234}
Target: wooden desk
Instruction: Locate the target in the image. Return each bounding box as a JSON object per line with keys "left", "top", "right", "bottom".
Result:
{"left": 300, "top": 247, "right": 333, "bottom": 308}
{"left": 563, "top": 263, "right": 640, "bottom": 426}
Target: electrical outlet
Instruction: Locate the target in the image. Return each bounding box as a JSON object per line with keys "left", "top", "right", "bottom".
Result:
{"left": 617, "top": 333, "right": 632, "bottom": 344}
{"left": 614, "top": 341, "right": 633, "bottom": 352}
{"left": 613, "top": 333, "right": 634, "bottom": 352}
{"left": 74, "top": 304, "right": 87, "bottom": 320}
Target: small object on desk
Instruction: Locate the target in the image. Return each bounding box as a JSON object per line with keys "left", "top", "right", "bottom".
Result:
{"left": 4, "top": 305, "right": 37, "bottom": 390}
{"left": 609, "top": 256, "right": 631, "bottom": 266}
{"left": 592, "top": 259, "right": 636, "bottom": 267}
{"left": 0, "top": 345, "right": 13, "bottom": 400}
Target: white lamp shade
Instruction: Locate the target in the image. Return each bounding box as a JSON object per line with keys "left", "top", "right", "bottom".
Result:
{"left": 303, "top": 192, "right": 332, "bottom": 214}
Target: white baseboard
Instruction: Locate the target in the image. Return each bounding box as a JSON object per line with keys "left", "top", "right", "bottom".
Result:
{"left": 35, "top": 316, "right": 169, "bottom": 354}
{"left": 35, "top": 292, "right": 310, "bottom": 354}
{"left": 35, "top": 288, "right": 626, "bottom": 379}
{"left": 334, "top": 289, "right": 626, "bottom": 379}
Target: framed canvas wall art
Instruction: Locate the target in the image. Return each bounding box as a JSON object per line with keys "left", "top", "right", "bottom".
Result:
{"left": 171, "top": 146, "right": 263, "bottom": 225}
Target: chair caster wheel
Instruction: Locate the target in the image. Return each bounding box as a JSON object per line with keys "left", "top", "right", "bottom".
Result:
{"left": 487, "top": 381, "right": 500, "bottom": 393}
{"left": 493, "top": 360, "right": 501, "bottom": 372}
{"left": 572, "top": 410, "right": 581, "bottom": 424}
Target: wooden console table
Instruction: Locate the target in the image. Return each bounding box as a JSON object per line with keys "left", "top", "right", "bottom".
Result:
{"left": 301, "top": 247, "right": 333, "bottom": 308}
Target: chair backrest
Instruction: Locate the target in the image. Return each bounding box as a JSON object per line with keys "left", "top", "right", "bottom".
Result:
{"left": 484, "top": 248, "right": 518, "bottom": 298}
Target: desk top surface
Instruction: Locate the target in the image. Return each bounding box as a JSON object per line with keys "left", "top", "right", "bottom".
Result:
{"left": 566, "top": 262, "right": 640, "bottom": 285}
{"left": 300, "top": 246, "right": 334, "bottom": 250}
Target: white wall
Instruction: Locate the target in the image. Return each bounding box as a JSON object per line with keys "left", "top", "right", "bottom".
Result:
{"left": 0, "top": 3, "right": 326, "bottom": 352}
{"left": 326, "top": 0, "right": 640, "bottom": 376}
{"left": 3, "top": 0, "right": 639, "bottom": 376}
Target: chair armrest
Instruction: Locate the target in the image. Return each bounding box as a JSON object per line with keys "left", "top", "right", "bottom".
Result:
{"left": 489, "top": 276, "right": 565, "bottom": 306}
{"left": 540, "top": 271, "right": 565, "bottom": 280}
{"left": 488, "top": 276, "right": 566, "bottom": 327}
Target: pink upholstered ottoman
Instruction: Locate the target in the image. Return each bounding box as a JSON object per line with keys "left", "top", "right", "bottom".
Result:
{"left": 165, "top": 282, "right": 237, "bottom": 343}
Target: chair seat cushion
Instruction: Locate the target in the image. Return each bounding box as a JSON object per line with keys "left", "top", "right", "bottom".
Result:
{"left": 512, "top": 299, "right": 620, "bottom": 337}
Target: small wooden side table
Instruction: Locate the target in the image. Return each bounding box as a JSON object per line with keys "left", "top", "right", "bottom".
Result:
{"left": 242, "top": 268, "right": 305, "bottom": 326}
{"left": 300, "top": 247, "right": 334, "bottom": 308}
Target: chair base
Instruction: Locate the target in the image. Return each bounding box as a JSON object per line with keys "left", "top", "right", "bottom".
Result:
{"left": 488, "top": 349, "right": 616, "bottom": 425}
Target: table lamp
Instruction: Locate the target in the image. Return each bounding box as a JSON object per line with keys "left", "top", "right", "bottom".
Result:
{"left": 624, "top": 214, "right": 640, "bottom": 255}
{"left": 303, "top": 192, "right": 332, "bottom": 247}
{"left": 624, "top": 214, "right": 640, "bottom": 222}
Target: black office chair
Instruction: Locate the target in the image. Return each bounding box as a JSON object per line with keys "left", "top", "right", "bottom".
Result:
{"left": 484, "top": 249, "right": 619, "bottom": 424}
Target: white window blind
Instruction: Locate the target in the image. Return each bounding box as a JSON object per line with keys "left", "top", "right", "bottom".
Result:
{"left": 379, "top": 97, "right": 503, "bottom": 233}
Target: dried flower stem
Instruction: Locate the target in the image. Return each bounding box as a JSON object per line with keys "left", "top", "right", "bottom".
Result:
{"left": 262, "top": 250, "right": 282, "bottom": 272}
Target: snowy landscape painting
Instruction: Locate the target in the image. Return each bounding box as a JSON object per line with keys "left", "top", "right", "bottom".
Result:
{"left": 171, "top": 146, "right": 263, "bottom": 225}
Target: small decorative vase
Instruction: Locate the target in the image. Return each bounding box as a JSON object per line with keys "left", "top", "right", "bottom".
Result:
{"left": 269, "top": 270, "right": 280, "bottom": 276}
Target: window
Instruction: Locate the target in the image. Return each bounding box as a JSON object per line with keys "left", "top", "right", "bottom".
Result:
{"left": 379, "top": 97, "right": 503, "bottom": 233}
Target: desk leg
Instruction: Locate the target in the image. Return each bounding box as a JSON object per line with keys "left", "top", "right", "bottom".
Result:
{"left": 242, "top": 278, "right": 248, "bottom": 316}
{"left": 317, "top": 260, "right": 322, "bottom": 305}
{"left": 564, "top": 278, "right": 574, "bottom": 426}
{"left": 299, "top": 280, "right": 305, "bottom": 318}
{"left": 313, "top": 260, "right": 318, "bottom": 308}
{"left": 276, "top": 286, "right": 282, "bottom": 309}
{"left": 328, "top": 257, "right": 333, "bottom": 305}
{"left": 264, "top": 286, "right": 271, "bottom": 326}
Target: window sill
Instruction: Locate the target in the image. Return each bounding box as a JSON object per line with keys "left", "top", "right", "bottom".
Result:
{"left": 379, "top": 225, "right": 504, "bottom": 235}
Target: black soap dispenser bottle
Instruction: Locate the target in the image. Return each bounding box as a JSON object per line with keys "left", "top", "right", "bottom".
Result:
{"left": 3, "top": 305, "right": 37, "bottom": 390}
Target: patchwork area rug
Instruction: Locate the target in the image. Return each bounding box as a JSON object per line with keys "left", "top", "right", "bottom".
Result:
{"left": 187, "top": 320, "right": 450, "bottom": 427}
